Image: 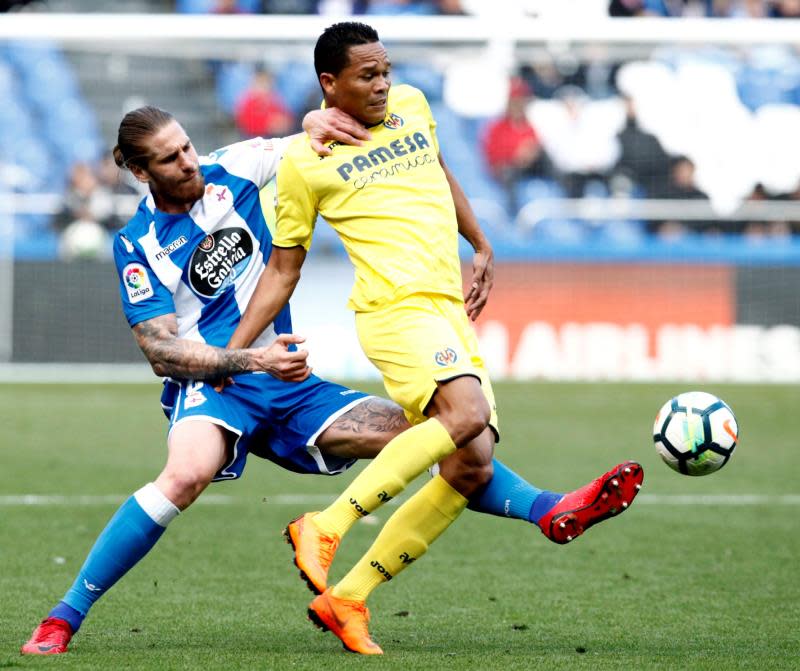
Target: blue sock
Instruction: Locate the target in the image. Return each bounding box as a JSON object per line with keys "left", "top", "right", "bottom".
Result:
{"left": 467, "top": 458, "right": 562, "bottom": 525}
{"left": 58, "top": 484, "right": 179, "bottom": 630}
{"left": 48, "top": 602, "right": 83, "bottom": 634}
{"left": 529, "top": 490, "right": 564, "bottom": 524}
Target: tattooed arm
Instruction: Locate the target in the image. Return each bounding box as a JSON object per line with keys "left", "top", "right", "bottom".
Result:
{"left": 132, "top": 313, "right": 311, "bottom": 381}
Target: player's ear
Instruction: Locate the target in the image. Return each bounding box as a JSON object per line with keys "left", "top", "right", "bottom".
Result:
{"left": 128, "top": 163, "right": 150, "bottom": 184}
{"left": 319, "top": 72, "right": 336, "bottom": 96}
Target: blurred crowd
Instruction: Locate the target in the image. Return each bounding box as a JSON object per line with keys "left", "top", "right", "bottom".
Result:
{"left": 478, "top": 61, "right": 800, "bottom": 243}
{"left": 224, "top": 47, "right": 800, "bottom": 247}
{"left": 177, "top": 0, "right": 800, "bottom": 17}
{"left": 54, "top": 158, "right": 142, "bottom": 260}
{"left": 178, "top": 0, "right": 467, "bottom": 15}
{"left": 5, "top": 0, "right": 800, "bottom": 259}
{"left": 610, "top": 0, "right": 800, "bottom": 17}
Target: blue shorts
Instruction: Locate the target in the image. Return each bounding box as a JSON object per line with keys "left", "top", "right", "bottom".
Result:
{"left": 160, "top": 373, "right": 370, "bottom": 481}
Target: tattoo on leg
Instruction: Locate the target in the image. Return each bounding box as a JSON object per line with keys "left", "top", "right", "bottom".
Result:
{"left": 332, "top": 398, "right": 408, "bottom": 436}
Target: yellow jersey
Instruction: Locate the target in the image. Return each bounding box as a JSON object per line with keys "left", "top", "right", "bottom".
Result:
{"left": 273, "top": 84, "right": 463, "bottom": 312}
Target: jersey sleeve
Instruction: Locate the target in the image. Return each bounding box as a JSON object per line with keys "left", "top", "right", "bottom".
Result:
{"left": 273, "top": 152, "right": 318, "bottom": 251}
{"left": 211, "top": 135, "right": 294, "bottom": 190}
{"left": 113, "top": 233, "right": 175, "bottom": 327}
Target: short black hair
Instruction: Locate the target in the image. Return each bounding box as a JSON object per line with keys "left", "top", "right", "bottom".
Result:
{"left": 314, "top": 22, "right": 380, "bottom": 79}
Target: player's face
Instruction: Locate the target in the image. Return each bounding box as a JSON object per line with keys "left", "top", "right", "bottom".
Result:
{"left": 137, "top": 120, "right": 205, "bottom": 213}
{"left": 323, "top": 41, "right": 391, "bottom": 127}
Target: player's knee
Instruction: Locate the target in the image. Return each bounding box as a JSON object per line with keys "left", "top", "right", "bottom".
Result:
{"left": 464, "top": 457, "right": 493, "bottom": 490}
{"left": 431, "top": 379, "right": 491, "bottom": 445}
{"left": 440, "top": 450, "right": 493, "bottom": 498}
{"left": 156, "top": 469, "right": 213, "bottom": 510}
{"left": 451, "top": 397, "right": 491, "bottom": 445}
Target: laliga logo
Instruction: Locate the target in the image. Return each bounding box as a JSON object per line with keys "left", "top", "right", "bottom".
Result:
{"left": 125, "top": 267, "right": 143, "bottom": 289}
{"left": 383, "top": 113, "right": 403, "bottom": 129}
{"left": 434, "top": 347, "right": 458, "bottom": 366}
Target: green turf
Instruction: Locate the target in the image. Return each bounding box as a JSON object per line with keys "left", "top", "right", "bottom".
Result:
{"left": 1, "top": 382, "right": 798, "bottom": 670}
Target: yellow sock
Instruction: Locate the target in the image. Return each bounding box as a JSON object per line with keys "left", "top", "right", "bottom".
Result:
{"left": 331, "top": 475, "right": 468, "bottom": 602}
{"left": 314, "top": 418, "right": 456, "bottom": 538}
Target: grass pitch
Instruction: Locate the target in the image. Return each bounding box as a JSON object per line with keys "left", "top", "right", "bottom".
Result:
{"left": 1, "top": 381, "right": 798, "bottom": 670}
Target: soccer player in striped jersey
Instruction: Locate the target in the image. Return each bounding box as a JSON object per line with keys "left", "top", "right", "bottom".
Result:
{"left": 21, "top": 104, "right": 389, "bottom": 655}
{"left": 227, "top": 22, "right": 644, "bottom": 654}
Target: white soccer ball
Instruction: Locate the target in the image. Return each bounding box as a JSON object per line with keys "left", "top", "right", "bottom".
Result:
{"left": 652, "top": 391, "right": 739, "bottom": 476}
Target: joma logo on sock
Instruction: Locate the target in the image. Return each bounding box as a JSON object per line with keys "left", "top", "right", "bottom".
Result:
{"left": 370, "top": 560, "right": 393, "bottom": 580}
{"left": 399, "top": 552, "right": 416, "bottom": 565}
{"left": 349, "top": 498, "right": 369, "bottom": 516}
{"left": 377, "top": 491, "right": 393, "bottom": 503}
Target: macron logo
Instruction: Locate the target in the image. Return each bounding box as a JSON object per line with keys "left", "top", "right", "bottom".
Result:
{"left": 155, "top": 236, "right": 188, "bottom": 261}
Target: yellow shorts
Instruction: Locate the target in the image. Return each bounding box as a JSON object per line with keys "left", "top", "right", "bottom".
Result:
{"left": 355, "top": 293, "right": 499, "bottom": 436}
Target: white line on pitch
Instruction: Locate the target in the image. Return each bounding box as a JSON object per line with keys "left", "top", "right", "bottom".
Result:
{"left": 1, "top": 494, "right": 799, "bottom": 506}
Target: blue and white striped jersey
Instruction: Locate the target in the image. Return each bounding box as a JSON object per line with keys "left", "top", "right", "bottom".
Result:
{"left": 113, "top": 136, "right": 292, "bottom": 349}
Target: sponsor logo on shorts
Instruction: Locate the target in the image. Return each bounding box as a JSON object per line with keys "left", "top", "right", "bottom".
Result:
{"left": 383, "top": 112, "right": 404, "bottom": 129}
{"left": 189, "top": 227, "right": 254, "bottom": 298}
{"left": 155, "top": 235, "right": 188, "bottom": 261}
{"left": 123, "top": 263, "right": 153, "bottom": 304}
{"left": 370, "top": 559, "right": 393, "bottom": 580}
{"left": 434, "top": 347, "right": 458, "bottom": 366}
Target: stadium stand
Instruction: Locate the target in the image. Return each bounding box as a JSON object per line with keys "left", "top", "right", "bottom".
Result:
{"left": 4, "top": 3, "right": 800, "bottom": 262}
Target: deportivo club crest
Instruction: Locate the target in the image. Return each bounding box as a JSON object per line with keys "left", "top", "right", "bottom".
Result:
{"left": 199, "top": 234, "right": 215, "bottom": 252}
{"left": 384, "top": 113, "right": 404, "bottom": 129}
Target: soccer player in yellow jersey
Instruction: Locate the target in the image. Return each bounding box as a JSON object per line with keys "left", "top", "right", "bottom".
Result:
{"left": 228, "top": 22, "right": 644, "bottom": 655}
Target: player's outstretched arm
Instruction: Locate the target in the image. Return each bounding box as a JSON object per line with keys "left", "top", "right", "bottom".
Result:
{"left": 302, "top": 107, "right": 371, "bottom": 156}
{"left": 227, "top": 245, "right": 308, "bottom": 350}
{"left": 132, "top": 313, "right": 310, "bottom": 381}
{"left": 439, "top": 154, "right": 495, "bottom": 321}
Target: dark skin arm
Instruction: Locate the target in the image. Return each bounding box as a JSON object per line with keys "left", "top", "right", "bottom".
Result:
{"left": 439, "top": 154, "right": 494, "bottom": 321}
{"left": 223, "top": 110, "right": 367, "bottom": 352}
{"left": 226, "top": 245, "right": 308, "bottom": 350}
{"left": 132, "top": 312, "right": 310, "bottom": 381}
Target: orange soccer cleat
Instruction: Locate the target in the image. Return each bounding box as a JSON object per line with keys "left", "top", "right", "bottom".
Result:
{"left": 538, "top": 460, "right": 644, "bottom": 544}
{"left": 20, "top": 617, "right": 73, "bottom": 655}
{"left": 308, "top": 588, "right": 383, "bottom": 655}
{"left": 283, "top": 512, "right": 340, "bottom": 595}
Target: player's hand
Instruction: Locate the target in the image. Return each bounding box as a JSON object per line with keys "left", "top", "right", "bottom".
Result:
{"left": 465, "top": 245, "right": 494, "bottom": 321}
{"left": 213, "top": 376, "right": 235, "bottom": 393}
{"left": 303, "top": 108, "right": 371, "bottom": 157}
{"left": 253, "top": 333, "right": 312, "bottom": 382}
